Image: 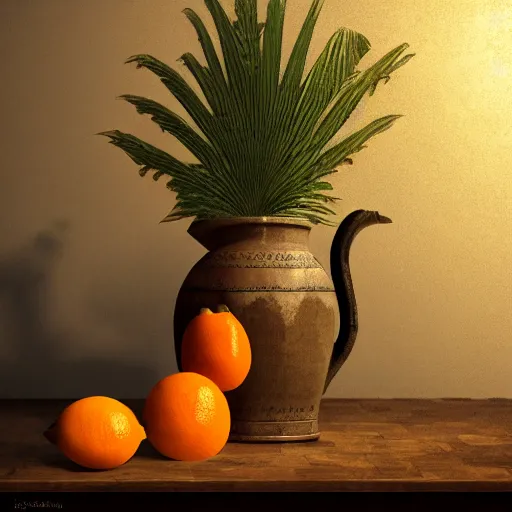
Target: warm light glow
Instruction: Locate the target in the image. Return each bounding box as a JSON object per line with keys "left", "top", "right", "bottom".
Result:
{"left": 476, "top": 8, "right": 512, "bottom": 78}
{"left": 491, "top": 60, "right": 510, "bottom": 78}
{"left": 452, "top": 5, "right": 512, "bottom": 114}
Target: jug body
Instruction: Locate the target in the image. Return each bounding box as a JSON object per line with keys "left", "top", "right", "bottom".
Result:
{"left": 173, "top": 217, "right": 338, "bottom": 441}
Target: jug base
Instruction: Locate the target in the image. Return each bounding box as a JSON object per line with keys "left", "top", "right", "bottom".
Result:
{"left": 228, "top": 419, "right": 320, "bottom": 442}
{"left": 229, "top": 432, "right": 320, "bottom": 442}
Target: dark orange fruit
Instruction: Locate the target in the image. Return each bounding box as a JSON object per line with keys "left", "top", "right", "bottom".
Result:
{"left": 143, "top": 372, "right": 230, "bottom": 461}
{"left": 181, "top": 305, "right": 252, "bottom": 392}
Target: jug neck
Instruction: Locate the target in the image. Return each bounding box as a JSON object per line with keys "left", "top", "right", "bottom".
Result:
{"left": 187, "top": 217, "right": 313, "bottom": 252}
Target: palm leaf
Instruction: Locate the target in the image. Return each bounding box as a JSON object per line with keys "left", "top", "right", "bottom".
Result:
{"left": 182, "top": 7, "right": 227, "bottom": 88}
{"left": 298, "top": 28, "right": 370, "bottom": 114}
{"left": 118, "top": 94, "right": 217, "bottom": 168}
{"left": 234, "top": 0, "right": 261, "bottom": 71}
{"left": 202, "top": 0, "right": 267, "bottom": 210}
{"left": 99, "top": 129, "right": 192, "bottom": 178}
{"left": 369, "top": 52, "right": 415, "bottom": 96}
{"left": 316, "top": 114, "right": 403, "bottom": 169}
{"left": 181, "top": 8, "right": 252, "bottom": 177}
{"left": 178, "top": 53, "right": 226, "bottom": 116}
{"left": 98, "top": 130, "right": 243, "bottom": 217}
{"left": 254, "top": 0, "right": 286, "bottom": 201}
{"left": 259, "top": 0, "right": 325, "bottom": 202}
{"left": 280, "top": 0, "right": 324, "bottom": 93}
{"left": 259, "top": 42, "right": 413, "bottom": 209}
{"left": 263, "top": 27, "right": 371, "bottom": 202}
{"left": 260, "top": 0, "right": 286, "bottom": 108}
{"left": 124, "top": 54, "right": 253, "bottom": 213}
{"left": 125, "top": 54, "right": 214, "bottom": 131}
{"left": 100, "top": 0, "right": 414, "bottom": 226}
{"left": 203, "top": 0, "right": 249, "bottom": 104}
{"left": 312, "top": 43, "right": 412, "bottom": 148}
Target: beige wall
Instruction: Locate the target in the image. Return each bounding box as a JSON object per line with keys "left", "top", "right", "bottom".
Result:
{"left": 0, "top": 0, "right": 510, "bottom": 399}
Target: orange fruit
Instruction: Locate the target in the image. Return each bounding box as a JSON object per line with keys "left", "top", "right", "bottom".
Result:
{"left": 143, "top": 372, "right": 230, "bottom": 461}
{"left": 181, "top": 305, "right": 252, "bottom": 392}
{"left": 43, "top": 396, "right": 146, "bottom": 470}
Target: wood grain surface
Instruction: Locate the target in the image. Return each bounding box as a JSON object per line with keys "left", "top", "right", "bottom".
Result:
{"left": 0, "top": 399, "right": 511, "bottom": 491}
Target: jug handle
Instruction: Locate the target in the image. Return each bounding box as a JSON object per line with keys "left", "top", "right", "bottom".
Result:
{"left": 323, "top": 210, "right": 392, "bottom": 394}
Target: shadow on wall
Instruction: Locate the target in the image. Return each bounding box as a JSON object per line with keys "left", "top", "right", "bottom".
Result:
{"left": 0, "top": 221, "right": 157, "bottom": 399}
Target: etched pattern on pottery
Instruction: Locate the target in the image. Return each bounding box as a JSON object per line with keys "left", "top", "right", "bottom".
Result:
{"left": 203, "top": 250, "right": 323, "bottom": 269}
{"left": 184, "top": 284, "right": 335, "bottom": 292}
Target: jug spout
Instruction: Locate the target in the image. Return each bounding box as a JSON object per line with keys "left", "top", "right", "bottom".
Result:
{"left": 324, "top": 210, "right": 392, "bottom": 393}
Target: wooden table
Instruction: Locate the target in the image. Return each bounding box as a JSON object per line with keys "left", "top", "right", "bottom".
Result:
{"left": 0, "top": 399, "right": 511, "bottom": 492}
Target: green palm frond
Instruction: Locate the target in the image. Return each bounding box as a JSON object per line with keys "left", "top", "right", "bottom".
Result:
{"left": 99, "top": 0, "right": 414, "bottom": 225}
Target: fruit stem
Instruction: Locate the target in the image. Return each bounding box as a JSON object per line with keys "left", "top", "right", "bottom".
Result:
{"left": 216, "top": 304, "right": 230, "bottom": 313}
{"left": 199, "top": 308, "right": 213, "bottom": 315}
{"left": 43, "top": 421, "right": 58, "bottom": 445}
